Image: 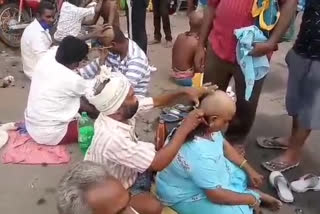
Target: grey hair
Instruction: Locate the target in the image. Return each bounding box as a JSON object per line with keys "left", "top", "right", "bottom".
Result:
{"left": 57, "top": 161, "right": 110, "bottom": 214}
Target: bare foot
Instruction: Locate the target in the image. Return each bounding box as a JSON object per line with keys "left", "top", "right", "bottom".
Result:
{"left": 164, "top": 41, "right": 173, "bottom": 48}
{"left": 258, "top": 191, "right": 282, "bottom": 211}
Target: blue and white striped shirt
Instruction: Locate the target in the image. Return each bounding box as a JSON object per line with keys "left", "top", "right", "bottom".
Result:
{"left": 79, "top": 39, "right": 150, "bottom": 96}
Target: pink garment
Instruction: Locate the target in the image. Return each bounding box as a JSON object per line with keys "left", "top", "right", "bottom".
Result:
{"left": 1, "top": 131, "right": 70, "bottom": 165}
{"left": 209, "top": 0, "right": 254, "bottom": 63}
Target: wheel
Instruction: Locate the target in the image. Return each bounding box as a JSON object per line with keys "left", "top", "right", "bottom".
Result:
{"left": 0, "top": 3, "right": 30, "bottom": 48}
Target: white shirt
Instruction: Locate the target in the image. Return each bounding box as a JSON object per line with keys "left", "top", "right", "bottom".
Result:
{"left": 25, "top": 47, "right": 94, "bottom": 145}
{"left": 21, "top": 19, "right": 52, "bottom": 79}
{"left": 54, "top": 2, "right": 95, "bottom": 42}
{"left": 84, "top": 98, "right": 156, "bottom": 189}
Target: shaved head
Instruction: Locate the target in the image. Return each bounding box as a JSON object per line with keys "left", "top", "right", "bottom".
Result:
{"left": 200, "top": 90, "right": 236, "bottom": 118}
{"left": 189, "top": 11, "right": 203, "bottom": 30}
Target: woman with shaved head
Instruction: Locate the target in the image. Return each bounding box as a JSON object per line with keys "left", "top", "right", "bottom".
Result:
{"left": 156, "top": 91, "right": 282, "bottom": 214}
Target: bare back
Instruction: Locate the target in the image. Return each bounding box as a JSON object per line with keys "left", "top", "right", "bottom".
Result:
{"left": 172, "top": 32, "right": 199, "bottom": 72}
{"left": 100, "top": 0, "right": 120, "bottom": 26}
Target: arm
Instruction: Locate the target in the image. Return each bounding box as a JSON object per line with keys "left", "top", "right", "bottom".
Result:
{"left": 187, "top": 0, "right": 195, "bottom": 15}
{"left": 206, "top": 189, "right": 257, "bottom": 205}
{"left": 153, "top": 87, "right": 207, "bottom": 108}
{"left": 268, "top": 0, "right": 297, "bottom": 45}
{"left": 223, "top": 141, "right": 255, "bottom": 173}
{"left": 106, "top": 0, "right": 117, "bottom": 25}
{"left": 150, "top": 109, "right": 205, "bottom": 171}
{"left": 198, "top": 1, "right": 217, "bottom": 48}
{"left": 78, "top": 58, "right": 100, "bottom": 79}
{"left": 251, "top": 0, "right": 297, "bottom": 56}
{"left": 194, "top": 0, "right": 217, "bottom": 72}
{"left": 223, "top": 141, "right": 264, "bottom": 188}
{"left": 82, "top": 0, "right": 104, "bottom": 25}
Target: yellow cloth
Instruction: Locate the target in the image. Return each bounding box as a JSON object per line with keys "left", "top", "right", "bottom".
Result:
{"left": 252, "top": 0, "right": 280, "bottom": 31}
{"left": 192, "top": 73, "right": 204, "bottom": 88}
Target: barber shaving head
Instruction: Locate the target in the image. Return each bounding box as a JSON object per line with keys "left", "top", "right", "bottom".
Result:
{"left": 87, "top": 71, "right": 139, "bottom": 121}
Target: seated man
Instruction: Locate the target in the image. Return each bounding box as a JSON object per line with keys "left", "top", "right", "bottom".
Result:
{"left": 25, "top": 36, "right": 98, "bottom": 146}
{"left": 54, "top": 0, "right": 104, "bottom": 42}
{"left": 21, "top": 1, "right": 55, "bottom": 79}
{"left": 172, "top": 11, "right": 203, "bottom": 86}
{"left": 156, "top": 91, "right": 283, "bottom": 214}
{"left": 81, "top": 26, "right": 150, "bottom": 97}
{"left": 57, "top": 161, "right": 139, "bottom": 214}
{"left": 84, "top": 73, "right": 208, "bottom": 214}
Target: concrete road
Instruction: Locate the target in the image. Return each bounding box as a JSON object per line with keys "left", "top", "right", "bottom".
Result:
{"left": 0, "top": 13, "right": 319, "bottom": 214}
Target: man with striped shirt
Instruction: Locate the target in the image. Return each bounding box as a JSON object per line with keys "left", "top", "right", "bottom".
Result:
{"left": 80, "top": 26, "right": 150, "bottom": 97}
{"left": 85, "top": 73, "right": 208, "bottom": 214}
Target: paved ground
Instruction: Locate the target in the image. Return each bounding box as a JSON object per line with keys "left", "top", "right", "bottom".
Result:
{"left": 0, "top": 12, "right": 319, "bottom": 214}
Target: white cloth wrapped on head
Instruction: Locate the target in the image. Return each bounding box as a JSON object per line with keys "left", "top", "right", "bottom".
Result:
{"left": 86, "top": 66, "right": 131, "bottom": 115}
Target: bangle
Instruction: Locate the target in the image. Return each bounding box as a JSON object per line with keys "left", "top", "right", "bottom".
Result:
{"left": 240, "top": 159, "right": 247, "bottom": 168}
{"left": 249, "top": 197, "right": 259, "bottom": 207}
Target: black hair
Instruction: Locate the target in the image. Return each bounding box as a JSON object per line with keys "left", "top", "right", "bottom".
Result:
{"left": 55, "top": 36, "right": 89, "bottom": 66}
{"left": 39, "top": 1, "right": 55, "bottom": 15}
{"left": 112, "top": 25, "right": 126, "bottom": 43}
{"left": 67, "top": 0, "right": 83, "bottom": 7}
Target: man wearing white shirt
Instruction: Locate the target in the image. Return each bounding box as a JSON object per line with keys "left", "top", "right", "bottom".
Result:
{"left": 20, "top": 1, "right": 55, "bottom": 79}
{"left": 85, "top": 73, "right": 208, "bottom": 214}
{"left": 25, "top": 36, "right": 97, "bottom": 146}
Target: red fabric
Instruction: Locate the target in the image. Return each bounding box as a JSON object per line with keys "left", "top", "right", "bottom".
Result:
{"left": 208, "top": 0, "right": 255, "bottom": 63}
{"left": 1, "top": 131, "right": 70, "bottom": 165}
{"left": 59, "top": 120, "right": 79, "bottom": 145}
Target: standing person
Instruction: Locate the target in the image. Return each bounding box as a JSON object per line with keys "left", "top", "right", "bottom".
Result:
{"left": 21, "top": 1, "right": 55, "bottom": 79}
{"left": 126, "top": 0, "right": 148, "bottom": 54}
{"left": 149, "top": 0, "right": 173, "bottom": 47}
{"left": 194, "top": 0, "right": 297, "bottom": 152}
{"left": 257, "top": 0, "right": 320, "bottom": 172}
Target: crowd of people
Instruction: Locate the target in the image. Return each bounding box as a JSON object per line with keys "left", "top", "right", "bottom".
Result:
{"left": 14, "top": 0, "right": 320, "bottom": 213}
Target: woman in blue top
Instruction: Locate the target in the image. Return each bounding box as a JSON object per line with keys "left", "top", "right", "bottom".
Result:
{"left": 156, "top": 91, "right": 282, "bottom": 214}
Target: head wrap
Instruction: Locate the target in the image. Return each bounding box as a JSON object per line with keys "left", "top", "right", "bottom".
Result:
{"left": 86, "top": 66, "right": 131, "bottom": 115}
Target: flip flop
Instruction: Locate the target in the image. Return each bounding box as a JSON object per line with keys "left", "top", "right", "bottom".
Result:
{"left": 291, "top": 174, "right": 320, "bottom": 193}
{"left": 262, "top": 159, "right": 299, "bottom": 172}
{"left": 256, "top": 137, "right": 288, "bottom": 150}
{"left": 269, "top": 171, "right": 294, "bottom": 203}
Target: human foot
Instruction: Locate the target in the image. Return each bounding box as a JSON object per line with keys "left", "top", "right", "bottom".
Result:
{"left": 164, "top": 41, "right": 173, "bottom": 48}
{"left": 262, "top": 152, "right": 300, "bottom": 172}
{"left": 259, "top": 191, "right": 283, "bottom": 211}
{"left": 256, "top": 137, "right": 289, "bottom": 150}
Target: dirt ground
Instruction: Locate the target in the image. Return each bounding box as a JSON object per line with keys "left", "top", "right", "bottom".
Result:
{"left": 0, "top": 13, "right": 319, "bottom": 214}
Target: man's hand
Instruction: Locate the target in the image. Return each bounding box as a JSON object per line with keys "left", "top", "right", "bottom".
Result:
{"left": 194, "top": 46, "right": 206, "bottom": 73}
{"left": 182, "top": 85, "right": 217, "bottom": 107}
{"left": 247, "top": 168, "right": 264, "bottom": 188}
{"left": 250, "top": 41, "right": 276, "bottom": 57}
{"left": 180, "top": 109, "right": 206, "bottom": 134}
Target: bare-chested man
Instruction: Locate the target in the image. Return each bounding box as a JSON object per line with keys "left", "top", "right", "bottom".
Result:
{"left": 171, "top": 11, "right": 203, "bottom": 86}
{"left": 84, "top": 0, "right": 120, "bottom": 26}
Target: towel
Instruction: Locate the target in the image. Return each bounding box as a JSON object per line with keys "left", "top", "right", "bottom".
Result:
{"left": 1, "top": 130, "right": 70, "bottom": 165}
{"left": 234, "top": 25, "right": 270, "bottom": 101}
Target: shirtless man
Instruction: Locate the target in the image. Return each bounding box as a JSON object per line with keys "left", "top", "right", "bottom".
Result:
{"left": 172, "top": 11, "right": 203, "bottom": 86}
{"left": 84, "top": 0, "right": 120, "bottom": 26}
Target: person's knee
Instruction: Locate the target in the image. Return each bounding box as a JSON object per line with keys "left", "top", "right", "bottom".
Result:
{"left": 149, "top": 201, "right": 163, "bottom": 214}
